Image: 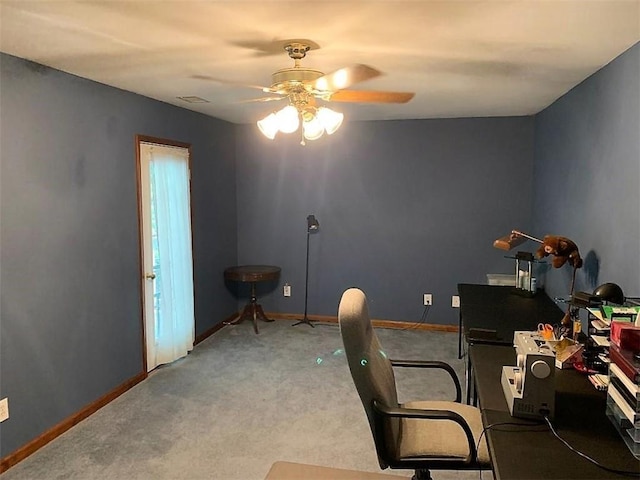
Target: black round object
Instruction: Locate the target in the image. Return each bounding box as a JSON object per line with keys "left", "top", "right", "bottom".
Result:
{"left": 593, "top": 282, "right": 625, "bottom": 305}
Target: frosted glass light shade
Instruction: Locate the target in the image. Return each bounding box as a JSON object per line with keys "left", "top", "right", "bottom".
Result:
{"left": 257, "top": 113, "right": 279, "bottom": 139}
{"left": 302, "top": 116, "right": 324, "bottom": 140}
{"left": 275, "top": 105, "right": 300, "bottom": 134}
{"left": 317, "top": 107, "right": 344, "bottom": 135}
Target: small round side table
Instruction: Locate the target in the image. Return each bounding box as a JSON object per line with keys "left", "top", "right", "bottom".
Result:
{"left": 223, "top": 265, "right": 281, "bottom": 334}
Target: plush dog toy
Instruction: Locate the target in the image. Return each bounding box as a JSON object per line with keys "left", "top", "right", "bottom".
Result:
{"left": 535, "top": 235, "right": 583, "bottom": 269}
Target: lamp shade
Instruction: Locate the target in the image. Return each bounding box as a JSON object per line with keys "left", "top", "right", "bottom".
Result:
{"left": 593, "top": 283, "right": 625, "bottom": 305}
{"left": 316, "top": 107, "right": 344, "bottom": 135}
{"left": 257, "top": 113, "right": 279, "bottom": 139}
{"left": 302, "top": 116, "right": 324, "bottom": 140}
{"left": 307, "top": 214, "right": 319, "bottom": 231}
{"left": 275, "top": 105, "right": 300, "bottom": 134}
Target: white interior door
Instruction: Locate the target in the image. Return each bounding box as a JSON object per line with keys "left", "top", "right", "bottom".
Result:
{"left": 138, "top": 138, "right": 195, "bottom": 372}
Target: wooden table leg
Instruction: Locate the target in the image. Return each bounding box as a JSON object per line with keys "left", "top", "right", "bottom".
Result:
{"left": 254, "top": 304, "right": 273, "bottom": 323}
{"left": 224, "top": 308, "right": 246, "bottom": 326}
{"left": 224, "top": 282, "right": 274, "bottom": 334}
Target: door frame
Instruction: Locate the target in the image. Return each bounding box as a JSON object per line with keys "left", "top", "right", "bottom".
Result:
{"left": 135, "top": 134, "right": 194, "bottom": 373}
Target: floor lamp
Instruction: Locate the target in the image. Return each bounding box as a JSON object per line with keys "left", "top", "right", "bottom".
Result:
{"left": 293, "top": 214, "right": 319, "bottom": 328}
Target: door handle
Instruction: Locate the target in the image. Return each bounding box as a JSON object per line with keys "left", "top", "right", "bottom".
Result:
{"left": 145, "top": 273, "right": 156, "bottom": 280}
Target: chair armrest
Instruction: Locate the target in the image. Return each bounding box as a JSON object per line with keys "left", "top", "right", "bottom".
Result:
{"left": 373, "top": 400, "right": 477, "bottom": 466}
{"left": 390, "top": 359, "right": 462, "bottom": 403}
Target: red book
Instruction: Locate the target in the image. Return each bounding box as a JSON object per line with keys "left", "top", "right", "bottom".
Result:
{"left": 610, "top": 320, "right": 640, "bottom": 348}
{"left": 609, "top": 343, "right": 640, "bottom": 384}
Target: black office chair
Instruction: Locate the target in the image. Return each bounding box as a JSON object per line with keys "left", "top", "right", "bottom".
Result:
{"left": 338, "top": 288, "right": 491, "bottom": 480}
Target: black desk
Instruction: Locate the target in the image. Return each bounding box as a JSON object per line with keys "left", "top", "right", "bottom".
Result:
{"left": 470, "top": 344, "right": 639, "bottom": 479}
{"left": 458, "top": 284, "right": 565, "bottom": 402}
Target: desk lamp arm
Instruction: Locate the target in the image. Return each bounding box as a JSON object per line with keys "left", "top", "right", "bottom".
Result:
{"left": 493, "top": 230, "right": 543, "bottom": 250}
{"left": 511, "top": 230, "right": 543, "bottom": 244}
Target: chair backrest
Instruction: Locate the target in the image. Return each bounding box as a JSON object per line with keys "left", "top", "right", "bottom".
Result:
{"left": 338, "top": 288, "right": 400, "bottom": 468}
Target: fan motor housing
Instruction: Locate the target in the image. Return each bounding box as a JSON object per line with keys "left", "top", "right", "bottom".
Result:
{"left": 271, "top": 67, "right": 324, "bottom": 90}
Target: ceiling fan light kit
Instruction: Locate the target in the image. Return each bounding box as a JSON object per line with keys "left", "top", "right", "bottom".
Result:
{"left": 258, "top": 104, "right": 344, "bottom": 143}
{"left": 252, "top": 41, "right": 413, "bottom": 145}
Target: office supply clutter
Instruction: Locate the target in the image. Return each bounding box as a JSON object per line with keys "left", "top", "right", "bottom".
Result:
{"left": 537, "top": 323, "right": 554, "bottom": 341}
{"left": 606, "top": 344, "right": 640, "bottom": 459}
{"left": 605, "top": 307, "right": 640, "bottom": 460}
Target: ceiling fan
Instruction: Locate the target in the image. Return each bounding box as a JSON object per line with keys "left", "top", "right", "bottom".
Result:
{"left": 251, "top": 41, "right": 415, "bottom": 105}
{"left": 199, "top": 40, "right": 415, "bottom": 143}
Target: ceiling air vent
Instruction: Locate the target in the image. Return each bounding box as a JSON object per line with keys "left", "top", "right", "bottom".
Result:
{"left": 177, "top": 96, "right": 210, "bottom": 103}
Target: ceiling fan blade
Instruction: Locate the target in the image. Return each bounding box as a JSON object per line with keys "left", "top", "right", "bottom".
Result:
{"left": 192, "top": 74, "right": 273, "bottom": 93}
{"left": 328, "top": 90, "right": 415, "bottom": 104}
{"left": 312, "top": 64, "right": 382, "bottom": 92}
{"left": 239, "top": 96, "right": 286, "bottom": 104}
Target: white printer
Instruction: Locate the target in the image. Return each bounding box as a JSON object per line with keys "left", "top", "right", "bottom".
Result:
{"left": 501, "top": 331, "right": 556, "bottom": 420}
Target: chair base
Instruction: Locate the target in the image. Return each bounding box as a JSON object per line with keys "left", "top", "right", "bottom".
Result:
{"left": 412, "top": 469, "right": 432, "bottom": 480}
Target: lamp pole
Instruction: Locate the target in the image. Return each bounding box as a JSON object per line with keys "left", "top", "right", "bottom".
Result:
{"left": 293, "top": 215, "right": 319, "bottom": 327}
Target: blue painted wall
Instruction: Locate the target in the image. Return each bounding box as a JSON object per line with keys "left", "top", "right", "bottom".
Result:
{"left": 0, "top": 53, "right": 238, "bottom": 457}
{"left": 533, "top": 43, "right": 639, "bottom": 301}
{"left": 235, "top": 117, "right": 536, "bottom": 324}
{"left": 1, "top": 38, "right": 638, "bottom": 465}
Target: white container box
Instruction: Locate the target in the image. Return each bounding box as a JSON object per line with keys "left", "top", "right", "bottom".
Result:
{"left": 486, "top": 274, "right": 516, "bottom": 286}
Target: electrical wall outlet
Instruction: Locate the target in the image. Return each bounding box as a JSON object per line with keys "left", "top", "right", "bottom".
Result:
{"left": 283, "top": 284, "right": 291, "bottom": 297}
{"left": 0, "top": 398, "right": 8, "bottom": 422}
{"left": 423, "top": 293, "right": 432, "bottom": 306}
{"left": 452, "top": 295, "right": 460, "bottom": 308}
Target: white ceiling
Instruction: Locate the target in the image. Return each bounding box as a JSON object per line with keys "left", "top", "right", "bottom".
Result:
{"left": 1, "top": 1, "right": 639, "bottom": 124}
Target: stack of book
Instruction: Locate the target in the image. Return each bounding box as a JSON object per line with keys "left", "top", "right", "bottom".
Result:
{"left": 606, "top": 328, "right": 640, "bottom": 460}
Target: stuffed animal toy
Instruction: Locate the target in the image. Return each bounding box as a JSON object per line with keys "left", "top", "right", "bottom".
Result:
{"left": 524, "top": 233, "right": 583, "bottom": 334}
{"left": 535, "top": 235, "right": 583, "bottom": 269}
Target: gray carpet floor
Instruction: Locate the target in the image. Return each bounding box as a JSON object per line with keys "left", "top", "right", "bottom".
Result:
{"left": 1, "top": 319, "right": 481, "bottom": 480}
